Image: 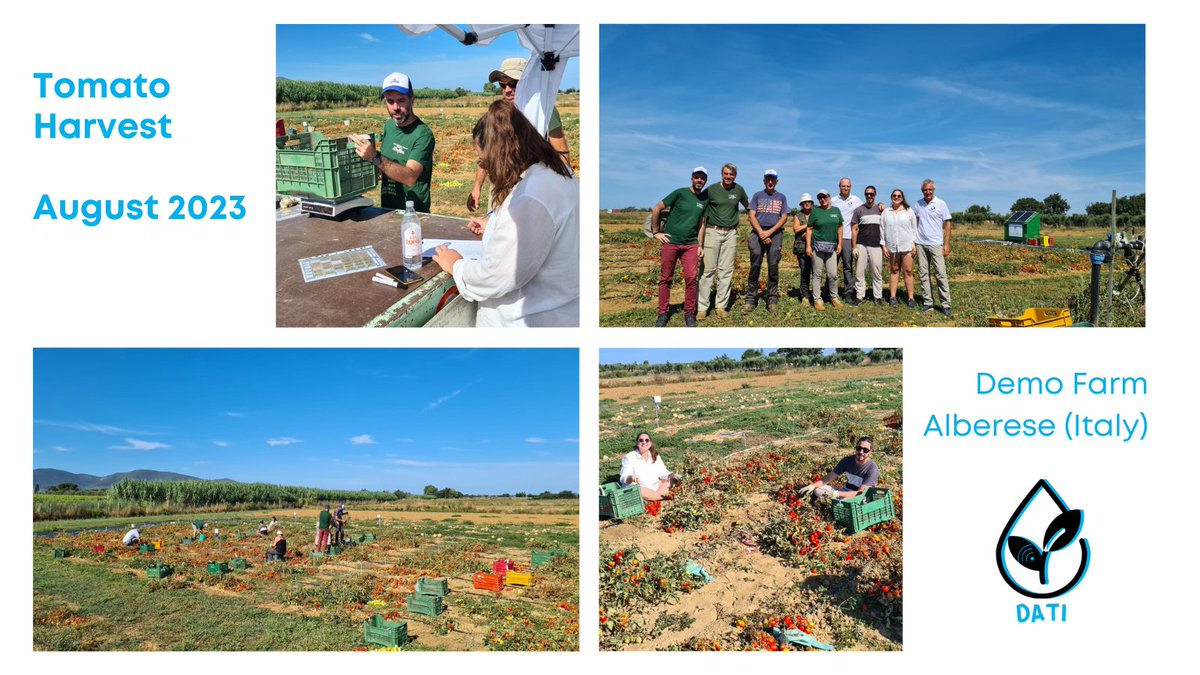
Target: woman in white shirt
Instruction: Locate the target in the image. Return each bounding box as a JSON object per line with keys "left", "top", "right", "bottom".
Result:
{"left": 432, "top": 101, "right": 579, "bottom": 327}
{"left": 881, "top": 188, "right": 919, "bottom": 308}
{"left": 620, "top": 432, "right": 678, "bottom": 502}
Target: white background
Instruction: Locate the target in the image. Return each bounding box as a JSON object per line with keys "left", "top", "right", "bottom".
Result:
{"left": 5, "top": 0, "right": 1197, "bottom": 670}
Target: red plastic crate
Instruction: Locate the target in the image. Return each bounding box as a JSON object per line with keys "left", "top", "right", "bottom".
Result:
{"left": 474, "top": 572, "right": 505, "bottom": 591}
{"left": 493, "top": 559, "right": 515, "bottom": 575}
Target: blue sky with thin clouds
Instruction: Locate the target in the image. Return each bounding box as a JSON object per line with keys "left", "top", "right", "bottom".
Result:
{"left": 600, "top": 24, "right": 1144, "bottom": 214}
{"left": 277, "top": 25, "right": 580, "bottom": 91}
{"left": 33, "top": 349, "right": 579, "bottom": 494}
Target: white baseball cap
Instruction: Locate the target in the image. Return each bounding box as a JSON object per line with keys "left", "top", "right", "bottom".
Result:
{"left": 799, "top": 193, "right": 814, "bottom": 203}
{"left": 764, "top": 169, "right": 778, "bottom": 178}
{"left": 816, "top": 189, "right": 831, "bottom": 198}
{"left": 692, "top": 166, "right": 708, "bottom": 176}
{"left": 382, "top": 72, "right": 413, "bottom": 95}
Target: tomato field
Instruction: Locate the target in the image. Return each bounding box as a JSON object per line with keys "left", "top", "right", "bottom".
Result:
{"left": 34, "top": 503, "right": 579, "bottom": 651}
{"left": 598, "top": 360, "right": 903, "bottom": 651}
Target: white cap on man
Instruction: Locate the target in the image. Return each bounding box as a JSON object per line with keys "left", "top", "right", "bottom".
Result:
{"left": 764, "top": 169, "right": 778, "bottom": 179}
{"left": 382, "top": 72, "right": 413, "bottom": 94}
{"left": 692, "top": 166, "right": 708, "bottom": 176}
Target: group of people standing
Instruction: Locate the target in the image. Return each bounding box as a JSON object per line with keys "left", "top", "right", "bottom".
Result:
{"left": 650, "top": 167, "right": 954, "bottom": 326}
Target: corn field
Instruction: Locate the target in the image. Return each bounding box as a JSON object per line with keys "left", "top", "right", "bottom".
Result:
{"left": 107, "top": 480, "right": 397, "bottom": 507}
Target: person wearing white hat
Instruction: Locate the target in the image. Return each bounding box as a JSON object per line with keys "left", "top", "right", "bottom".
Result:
{"left": 648, "top": 167, "right": 710, "bottom": 327}
{"left": 791, "top": 193, "right": 816, "bottom": 306}
{"left": 351, "top": 72, "right": 435, "bottom": 212}
{"left": 831, "top": 177, "right": 864, "bottom": 300}
{"left": 745, "top": 169, "right": 790, "bottom": 313}
{"left": 467, "top": 57, "right": 572, "bottom": 213}
{"left": 805, "top": 189, "right": 844, "bottom": 310}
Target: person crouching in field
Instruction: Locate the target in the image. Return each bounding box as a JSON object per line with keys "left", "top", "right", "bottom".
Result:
{"left": 620, "top": 432, "right": 680, "bottom": 502}
{"left": 649, "top": 167, "right": 709, "bottom": 327}
{"left": 797, "top": 437, "right": 879, "bottom": 501}
{"left": 267, "top": 530, "right": 287, "bottom": 561}
{"left": 122, "top": 524, "right": 140, "bottom": 547}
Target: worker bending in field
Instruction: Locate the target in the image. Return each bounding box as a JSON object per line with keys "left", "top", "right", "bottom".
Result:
{"left": 332, "top": 504, "right": 347, "bottom": 546}
{"left": 352, "top": 72, "right": 435, "bottom": 212}
{"left": 122, "top": 524, "right": 141, "bottom": 547}
{"left": 797, "top": 437, "right": 880, "bottom": 500}
{"left": 267, "top": 530, "right": 287, "bottom": 561}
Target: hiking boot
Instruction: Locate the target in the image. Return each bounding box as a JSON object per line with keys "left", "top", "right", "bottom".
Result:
{"left": 920, "top": 304, "right": 934, "bottom": 313}
{"left": 767, "top": 300, "right": 778, "bottom": 313}
{"left": 744, "top": 299, "right": 757, "bottom": 312}
{"left": 848, "top": 297, "right": 861, "bottom": 307}
{"left": 942, "top": 307, "right": 953, "bottom": 318}
{"left": 800, "top": 297, "right": 811, "bottom": 307}
{"left": 716, "top": 308, "right": 730, "bottom": 317}
{"left": 831, "top": 298, "right": 844, "bottom": 308}
{"left": 813, "top": 300, "right": 826, "bottom": 311}
{"left": 685, "top": 312, "right": 697, "bottom": 327}
{"left": 655, "top": 313, "right": 670, "bottom": 327}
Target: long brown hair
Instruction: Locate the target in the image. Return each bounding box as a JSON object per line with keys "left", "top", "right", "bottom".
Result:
{"left": 634, "top": 431, "right": 658, "bottom": 463}
{"left": 473, "top": 100, "right": 572, "bottom": 204}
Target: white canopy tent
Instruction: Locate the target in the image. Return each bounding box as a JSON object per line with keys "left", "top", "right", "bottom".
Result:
{"left": 396, "top": 24, "right": 579, "bottom": 137}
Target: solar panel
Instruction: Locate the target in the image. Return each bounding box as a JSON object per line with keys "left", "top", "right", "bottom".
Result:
{"left": 1009, "top": 210, "right": 1038, "bottom": 224}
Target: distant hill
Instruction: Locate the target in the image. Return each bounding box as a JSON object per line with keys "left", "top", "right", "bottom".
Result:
{"left": 33, "top": 468, "right": 231, "bottom": 491}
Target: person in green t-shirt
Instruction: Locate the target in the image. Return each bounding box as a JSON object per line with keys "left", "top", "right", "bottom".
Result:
{"left": 648, "top": 167, "right": 709, "bottom": 327}
{"left": 467, "top": 57, "right": 573, "bottom": 213}
{"left": 351, "top": 72, "right": 435, "bottom": 212}
{"left": 698, "top": 163, "right": 750, "bottom": 316}
{"left": 315, "top": 505, "right": 332, "bottom": 553}
{"left": 805, "top": 189, "right": 845, "bottom": 310}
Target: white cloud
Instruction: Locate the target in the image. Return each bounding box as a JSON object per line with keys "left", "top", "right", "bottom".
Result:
{"left": 525, "top": 437, "right": 546, "bottom": 444}
{"left": 109, "top": 438, "right": 170, "bottom": 451}
{"left": 424, "top": 387, "right": 466, "bottom": 412}
{"left": 349, "top": 434, "right": 377, "bottom": 445}
{"left": 35, "top": 420, "right": 146, "bottom": 435}
{"left": 563, "top": 438, "right": 579, "bottom": 443}
{"left": 357, "top": 33, "right": 379, "bottom": 43}
{"left": 52, "top": 446, "right": 73, "bottom": 453}
{"left": 225, "top": 411, "right": 244, "bottom": 418}
{"left": 213, "top": 441, "right": 229, "bottom": 448}
{"left": 266, "top": 437, "right": 302, "bottom": 447}
{"left": 389, "top": 459, "right": 439, "bottom": 467}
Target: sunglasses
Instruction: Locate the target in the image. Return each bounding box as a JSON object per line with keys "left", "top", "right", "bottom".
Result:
{"left": 892, "top": 195, "right": 903, "bottom": 199}
{"left": 856, "top": 446, "right": 872, "bottom": 453}
{"left": 865, "top": 193, "right": 876, "bottom": 198}
{"left": 637, "top": 438, "right": 652, "bottom": 444}
{"left": 498, "top": 81, "right": 517, "bottom": 90}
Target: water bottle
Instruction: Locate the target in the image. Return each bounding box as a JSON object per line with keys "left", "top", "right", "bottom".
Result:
{"left": 402, "top": 201, "right": 422, "bottom": 270}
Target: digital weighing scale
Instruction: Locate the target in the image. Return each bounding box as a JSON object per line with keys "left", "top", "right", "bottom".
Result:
{"left": 299, "top": 195, "right": 374, "bottom": 218}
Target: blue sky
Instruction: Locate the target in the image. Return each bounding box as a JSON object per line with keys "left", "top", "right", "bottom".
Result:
{"left": 277, "top": 25, "right": 580, "bottom": 91}
{"left": 600, "top": 25, "right": 1144, "bottom": 214}
{"left": 33, "top": 349, "right": 578, "bottom": 494}
{"left": 601, "top": 349, "right": 838, "bottom": 365}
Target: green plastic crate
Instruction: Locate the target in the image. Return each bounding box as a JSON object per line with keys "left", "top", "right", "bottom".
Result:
{"left": 275, "top": 132, "right": 377, "bottom": 200}
{"left": 182, "top": 538, "right": 193, "bottom": 545}
{"left": 138, "top": 544, "right": 156, "bottom": 553}
{"left": 406, "top": 592, "right": 445, "bottom": 617}
{"left": 147, "top": 563, "right": 173, "bottom": 579}
{"left": 599, "top": 482, "right": 645, "bottom": 520}
{"left": 229, "top": 557, "right": 248, "bottom": 571}
{"left": 206, "top": 561, "right": 230, "bottom": 575}
{"left": 364, "top": 615, "right": 408, "bottom": 648}
{"left": 52, "top": 548, "right": 68, "bottom": 559}
{"left": 531, "top": 549, "right": 566, "bottom": 567}
{"left": 327, "top": 545, "right": 340, "bottom": 555}
{"left": 415, "top": 577, "right": 450, "bottom": 597}
{"left": 832, "top": 488, "right": 896, "bottom": 534}
{"left": 359, "top": 533, "right": 377, "bottom": 542}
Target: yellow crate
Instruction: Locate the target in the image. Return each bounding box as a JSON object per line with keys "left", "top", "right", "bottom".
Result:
{"left": 988, "top": 308, "right": 1073, "bottom": 328}
{"left": 151, "top": 540, "right": 162, "bottom": 551}
{"left": 505, "top": 571, "right": 533, "bottom": 586}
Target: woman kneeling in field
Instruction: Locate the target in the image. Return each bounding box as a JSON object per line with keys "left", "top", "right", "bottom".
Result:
{"left": 432, "top": 101, "right": 579, "bottom": 327}
{"left": 620, "top": 432, "right": 679, "bottom": 502}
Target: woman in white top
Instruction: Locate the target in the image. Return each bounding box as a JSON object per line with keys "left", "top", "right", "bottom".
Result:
{"left": 880, "top": 188, "right": 919, "bottom": 308}
{"left": 620, "top": 432, "right": 678, "bottom": 502}
{"left": 432, "top": 101, "right": 579, "bottom": 327}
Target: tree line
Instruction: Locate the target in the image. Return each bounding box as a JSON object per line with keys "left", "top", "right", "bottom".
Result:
{"left": 600, "top": 348, "right": 902, "bottom": 378}
{"left": 954, "top": 192, "right": 1146, "bottom": 228}
{"left": 277, "top": 79, "right": 578, "bottom": 106}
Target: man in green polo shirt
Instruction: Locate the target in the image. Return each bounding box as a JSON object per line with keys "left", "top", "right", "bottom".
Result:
{"left": 698, "top": 163, "right": 749, "bottom": 317}
{"left": 649, "top": 166, "right": 709, "bottom": 327}
{"left": 805, "top": 189, "right": 844, "bottom": 310}
{"left": 351, "top": 72, "right": 435, "bottom": 212}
